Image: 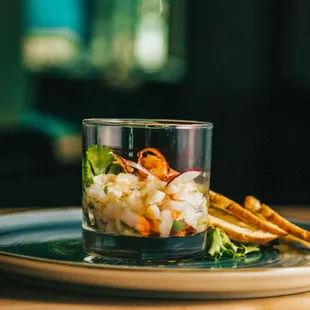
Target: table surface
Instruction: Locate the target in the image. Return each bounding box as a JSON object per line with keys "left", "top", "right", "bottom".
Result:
{"left": 0, "top": 205, "right": 310, "bottom": 310}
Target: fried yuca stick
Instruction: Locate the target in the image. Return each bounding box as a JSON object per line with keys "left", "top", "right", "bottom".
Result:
{"left": 209, "top": 190, "right": 287, "bottom": 236}
{"left": 208, "top": 206, "right": 278, "bottom": 244}
{"left": 244, "top": 195, "right": 310, "bottom": 243}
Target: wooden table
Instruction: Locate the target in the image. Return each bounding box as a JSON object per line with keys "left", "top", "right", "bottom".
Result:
{"left": 0, "top": 206, "right": 310, "bottom": 310}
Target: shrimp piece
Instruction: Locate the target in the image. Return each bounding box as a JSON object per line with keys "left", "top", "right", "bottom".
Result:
{"left": 171, "top": 210, "right": 181, "bottom": 220}
{"left": 149, "top": 219, "right": 161, "bottom": 235}
{"left": 121, "top": 210, "right": 151, "bottom": 236}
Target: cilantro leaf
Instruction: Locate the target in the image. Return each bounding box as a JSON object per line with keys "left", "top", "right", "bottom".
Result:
{"left": 85, "top": 145, "right": 124, "bottom": 179}
{"left": 85, "top": 145, "right": 114, "bottom": 175}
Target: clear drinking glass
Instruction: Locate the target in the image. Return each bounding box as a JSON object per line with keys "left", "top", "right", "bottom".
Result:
{"left": 82, "top": 119, "right": 213, "bottom": 262}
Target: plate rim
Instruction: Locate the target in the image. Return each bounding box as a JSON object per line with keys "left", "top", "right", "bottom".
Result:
{"left": 1, "top": 249, "right": 310, "bottom": 273}
{"left": 1, "top": 207, "right": 310, "bottom": 298}
{"left": 1, "top": 251, "right": 310, "bottom": 297}
{"left": 0, "top": 206, "right": 309, "bottom": 273}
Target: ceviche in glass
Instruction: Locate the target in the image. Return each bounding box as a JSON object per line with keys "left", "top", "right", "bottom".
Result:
{"left": 83, "top": 146, "right": 207, "bottom": 238}
{"left": 82, "top": 119, "right": 213, "bottom": 261}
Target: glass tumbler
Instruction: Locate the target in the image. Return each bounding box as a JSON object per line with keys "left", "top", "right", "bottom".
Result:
{"left": 82, "top": 119, "right": 213, "bottom": 262}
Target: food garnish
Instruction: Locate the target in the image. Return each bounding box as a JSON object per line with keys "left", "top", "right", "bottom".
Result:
{"left": 206, "top": 226, "right": 260, "bottom": 260}
{"left": 83, "top": 146, "right": 310, "bottom": 261}
{"left": 208, "top": 190, "right": 310, "bottom": 258}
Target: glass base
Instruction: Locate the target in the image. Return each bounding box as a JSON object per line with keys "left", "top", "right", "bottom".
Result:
{"left": 82, "top": 227, "right": 207, "bottom": 263}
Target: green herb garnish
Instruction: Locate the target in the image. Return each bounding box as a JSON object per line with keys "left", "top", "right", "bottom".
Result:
{"left": 83, "top": 145, "right": 124, "bottom": 185}
{"left": 206, "top": 226, "right": 260, "bottom": 261}
{"left": 86, "top": 145, "right": 116, "bottom": 175}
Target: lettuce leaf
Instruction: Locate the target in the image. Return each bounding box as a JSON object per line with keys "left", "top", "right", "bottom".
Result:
{"left": 206, "top": 226, "right": 260, "bottom": 260}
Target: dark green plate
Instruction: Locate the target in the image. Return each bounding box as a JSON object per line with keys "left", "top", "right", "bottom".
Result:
{"left": 0, "top": 207, "right": 309, "bottom": 299}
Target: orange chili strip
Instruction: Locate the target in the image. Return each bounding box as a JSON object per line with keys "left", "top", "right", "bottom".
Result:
{"left": 112, "top": 153, "right": 134, "bottom": 173}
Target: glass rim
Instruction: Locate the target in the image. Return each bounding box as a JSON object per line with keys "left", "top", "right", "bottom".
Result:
{"left": 82, "top": 118, "right": 213, "bottom": 129}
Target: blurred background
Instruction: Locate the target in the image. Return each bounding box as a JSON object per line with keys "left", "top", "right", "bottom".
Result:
{"left": 1, "top": 0, "right": 310, "bottom": 208}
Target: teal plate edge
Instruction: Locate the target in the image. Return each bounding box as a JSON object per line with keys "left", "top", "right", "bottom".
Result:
{"left": 0, "top": 207, "right": 309, "bottom": 271}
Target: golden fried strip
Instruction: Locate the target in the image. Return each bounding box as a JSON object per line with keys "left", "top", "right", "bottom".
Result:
{"left": 208, "top": 207, "right": 278, "bottom": 244}
{"left": 209, "top": 190, "right": 288, "bottom": 237}
{"left": 244, "top": 195, "right": 310, "bottom": 243}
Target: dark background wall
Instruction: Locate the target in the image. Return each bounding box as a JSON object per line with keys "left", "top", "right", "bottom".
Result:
{"left": 1, "top": 0, "right": 310, "bottom": 207}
